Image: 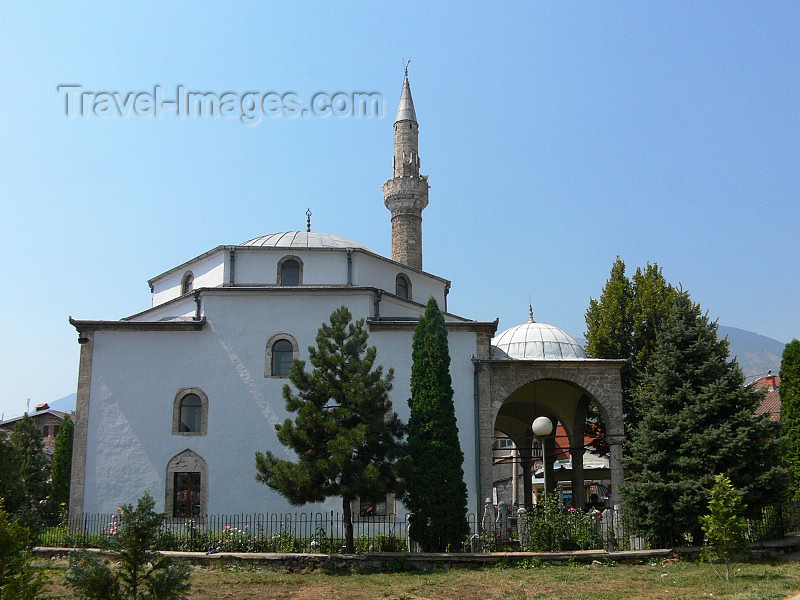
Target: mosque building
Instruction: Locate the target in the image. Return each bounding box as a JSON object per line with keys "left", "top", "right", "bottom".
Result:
{"left": 69, "top": 73, "right": 625, "bottom": 523}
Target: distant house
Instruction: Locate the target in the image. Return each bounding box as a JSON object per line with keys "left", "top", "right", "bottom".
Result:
{"left": 0, "top": 404, "right": 73, "bottom": 456}
{"left": 753, "top": 374, "right": 781, "bottom": 422}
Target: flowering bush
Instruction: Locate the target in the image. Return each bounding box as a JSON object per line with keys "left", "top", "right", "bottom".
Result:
{"left": 518, "top": 495, "right": 603, "bottom": 551}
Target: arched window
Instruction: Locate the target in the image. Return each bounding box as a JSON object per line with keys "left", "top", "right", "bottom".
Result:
{"left": 178, "top": 394, "right": 202, "bottom": 432}
{"left": 181, "top": 271, "right": 194, "bottom": 294}
{"left": 277, "top": 255, "right": 302, "bottom": 286}
{"left": 165, "top": 449, "right": 208, "bottom": 519}
{"left": 265, "top": 334, "right": 299, "bottom": 378}
{"left": 395, "top": 273, "right": 411, "bottom": 300}
{"left": 172, "top": 388, "right": 208, "bottom": 436}
{"left": 271, "top": 340, "right": 294, "bottom": 376}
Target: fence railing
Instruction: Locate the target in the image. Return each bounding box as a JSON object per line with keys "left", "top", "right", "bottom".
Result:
{"left": 35, "top": 505, "right": 785, "bottom": 554}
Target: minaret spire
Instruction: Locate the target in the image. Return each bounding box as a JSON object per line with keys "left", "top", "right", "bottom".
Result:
{"left": 383, "top": 66, "right": 429, "bottom": 270}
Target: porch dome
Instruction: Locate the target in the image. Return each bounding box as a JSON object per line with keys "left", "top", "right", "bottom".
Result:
{"left": 491, "top": 319, "right": 586, "bottom": 360}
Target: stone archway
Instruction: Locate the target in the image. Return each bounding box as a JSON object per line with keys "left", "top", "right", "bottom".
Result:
{"left": 475, "top": 359, "right": 626, "bottom": 513}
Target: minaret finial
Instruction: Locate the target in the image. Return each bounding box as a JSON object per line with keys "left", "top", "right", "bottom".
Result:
{"left": 306, "top": 208, "right": 312, "bottom": 233}
{"left": 403, "top": 57, "right": 411, "bottom": 78}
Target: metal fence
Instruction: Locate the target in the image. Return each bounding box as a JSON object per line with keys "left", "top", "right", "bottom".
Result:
{"left": 35, "top": 505, "right": 784, "bottom": 554}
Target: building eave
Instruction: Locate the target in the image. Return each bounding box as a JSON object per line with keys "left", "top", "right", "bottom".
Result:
{"left": 69, "top": 317, "right": 206, "bottom": 332}
{"left": 368, "top": 317, "right": 498, "bottom": 335}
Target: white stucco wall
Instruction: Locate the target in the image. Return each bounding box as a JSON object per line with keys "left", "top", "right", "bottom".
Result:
{"left": 81, "top": 287, "right": 481, "bottom": 517}
{"left": 350, "top": 252, "right": 447, "bottom": 305}
{"left": 151, "top": 251, "right": 226, "bottom": 306}
{"left": 233, "top": 248, "right": 349, "bottom": 286}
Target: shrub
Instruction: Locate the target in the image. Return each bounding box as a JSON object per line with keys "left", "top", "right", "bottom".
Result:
{"left": 66, "top": 493, "right": 191, "bottom": 600}
{"left": 518, "top": 496, "right": 603, "bottom": 552}
{"left": 0, "top": 501, "right": 47, "bottom": 600}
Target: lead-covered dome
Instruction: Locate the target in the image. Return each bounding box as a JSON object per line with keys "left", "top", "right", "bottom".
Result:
{"left": 241, "top": 232, "right": 370, "bottom": 251}
{"left": 491, "top": 319, "right": 586, "bottom": 360}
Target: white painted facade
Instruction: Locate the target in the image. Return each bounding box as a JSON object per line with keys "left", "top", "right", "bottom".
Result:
{"left": 73, "top": 240, "right": 492, "bottom": 518}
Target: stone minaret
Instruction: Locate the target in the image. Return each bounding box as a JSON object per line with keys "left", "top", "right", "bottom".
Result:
{"left": 383, "top": 71, "right": 429, "bottom": 270}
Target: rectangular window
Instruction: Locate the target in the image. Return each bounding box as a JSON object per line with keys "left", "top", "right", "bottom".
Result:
{"left": 173, "top": 472, "right": 201, "bottom": 518}
{"left": 359, "top": 496, "right": 388, "bottom": 518}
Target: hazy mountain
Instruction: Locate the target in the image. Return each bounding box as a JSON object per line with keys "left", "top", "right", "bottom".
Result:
{"left": 718, "top": 325, "right": 785, "bottom": 383}
{"left": 48, "top": 393, "right": 77, "bottom": 413}
{"left": 576, "top": 325, "right": 785, "bottom": 383}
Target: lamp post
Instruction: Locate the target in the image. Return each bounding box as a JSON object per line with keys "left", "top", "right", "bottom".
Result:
{"left": 532, "top": 416, "right": 553, "bottom": 503}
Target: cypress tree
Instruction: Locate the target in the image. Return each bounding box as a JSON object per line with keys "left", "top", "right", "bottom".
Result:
{"left": 50, "top": 416, "right": 75, "bottom": 511}
{"left": 0, "top": 433, "right": 24, "bottom": 514}
{"left": 623, "top": 291, "right": 788, "bottom": 545}
{"left": 779, "top": 339, "right": 800, "bottom": 500}
{"left": 10, "top": 415, "right": 49, "bottom": 513}
{"left": 255, "top": 306, "right": 404, "bottom": 553}
{"left": 403, "top": 297, "right": 470, "bottom": 552}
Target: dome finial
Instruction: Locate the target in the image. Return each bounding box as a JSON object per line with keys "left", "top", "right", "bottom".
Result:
{"left": 528, "top": 296, "right": 535, "bottom": 323}
{"left": 306, "top": 208, "right": 312, "bottom": 232}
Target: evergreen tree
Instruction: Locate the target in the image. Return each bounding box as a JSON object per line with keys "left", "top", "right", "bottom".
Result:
{"left": 254, "top": 306, "right": 404, "bottom": 553}
{"left": 0, "top": 501, "right": 47, "bottom": 600}
{"left": 402, "top": 297, "right": 470, "bottom": 552}
{"left": 66, "top": 493, "right": 191, "bottom": 600}
{"left": 10, "top": 416, "right": 49, "bottom": 517}
{"left": 623, "top": 291, "right": 788, "bottom": 545}
{"left": 779, "top": 339, "right": 800, "bottom": 500}
{"left": 0, "top": 433, "right": 24, "bottom": 515}
{"left": 50, "top": 417, "right": 74, "bottom": 511}
{"left": 628, "top": 263, "right": 677, "bottom": 401}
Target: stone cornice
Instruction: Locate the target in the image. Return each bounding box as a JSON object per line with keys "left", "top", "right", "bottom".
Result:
{"left": 69, "top": 317, "right": 206, "bottom": 332}
{"left": 367, "top": 317, "right": 498, "bottom": 334}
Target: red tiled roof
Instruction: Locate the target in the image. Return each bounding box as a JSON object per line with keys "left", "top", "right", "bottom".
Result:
{"left": 755, "top": 388, "right": 781, "bottom": 421}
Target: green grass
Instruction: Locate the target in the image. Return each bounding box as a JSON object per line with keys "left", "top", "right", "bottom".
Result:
{"left": 38, "top": 557, "right": 800, "bottom": 600}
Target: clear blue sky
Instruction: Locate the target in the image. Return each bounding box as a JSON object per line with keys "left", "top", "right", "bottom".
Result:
{"left": 1, "top": 2, "right": 798, "bottom": 419}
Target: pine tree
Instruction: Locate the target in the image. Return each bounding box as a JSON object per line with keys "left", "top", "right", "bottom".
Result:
{"left": 402, "top": 297, "right": 470, "bottom": 552}
{"left": 628, "top": 263, "right": 677, "bottom": 402}
{"left": 623, "top": 291, "right": 788, "bottom": 545}
{"left": 10, "top": 416, "right": 49, "bottom": 520}
{"left": 254, "top": 306, "right": 404, "bottom": 553}
{"left": 50, "top": 417, "right": 74, "bottom": 511}
{"left": 779, "top": 339, "right": 800, "bottom": 500}
{"left": 701, "top": 474, "right": 748, "bottom": 581}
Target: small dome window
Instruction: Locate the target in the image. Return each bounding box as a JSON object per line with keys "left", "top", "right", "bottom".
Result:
{"left": 277, "top": 256, "right": 302, "bottom": 286}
